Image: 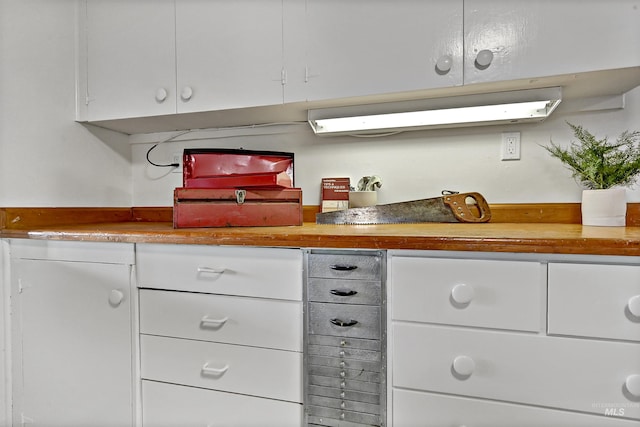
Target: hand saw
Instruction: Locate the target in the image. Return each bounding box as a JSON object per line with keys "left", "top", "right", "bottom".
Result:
{"left": 316, "top": 192, "right": 491, "bottom": 224}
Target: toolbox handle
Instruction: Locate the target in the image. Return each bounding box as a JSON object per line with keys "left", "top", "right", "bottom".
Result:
{"left": 330, "top": 264, "right": 358, "bottom": 271}
{"left": 330, "top": 289, "right": 358, "bottom": 297}
{"left": 330, "top": 318, "right": 359, "bottom": 327}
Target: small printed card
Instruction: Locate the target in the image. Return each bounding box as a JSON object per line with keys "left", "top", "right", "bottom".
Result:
{"left": 321, "top": 178, "right": 350, "bottom": 212}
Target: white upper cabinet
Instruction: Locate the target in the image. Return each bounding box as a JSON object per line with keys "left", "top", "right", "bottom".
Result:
{"left": 301, "top": 0, "right": 464, "bottom": 102}
{"left": 175, "top": 0, "right": 284, "bottom": 113}
{"left": 81, "top": 0, "right": 284, "bottom": 122}
{"left": 84, "top": 0, "right": 176, "bottom": 121}
{"left": 464, "top": 0, "right": 640, "bottom": 85}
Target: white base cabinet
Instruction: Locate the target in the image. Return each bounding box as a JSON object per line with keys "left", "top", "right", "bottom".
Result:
{"left": 389, "top": 251, "right": 640, "bottom": 426}
{"left": 136, "top": 244, "right": 304, "bottom": 427}
{"left": 9, "top": 240, "right": 136, "bottom": 427}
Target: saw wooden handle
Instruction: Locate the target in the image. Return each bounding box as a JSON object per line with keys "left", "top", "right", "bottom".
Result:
{"left": 443, "top": 192, "right": 491, "bottom": 223}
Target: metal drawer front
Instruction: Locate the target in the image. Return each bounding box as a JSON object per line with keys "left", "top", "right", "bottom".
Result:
{"left": 308, "top": 254, "right": 381, "bottom": 280}
{"left": 308, "top": 395, "right": 380, "bottom": 415}
{"left": 308, "top": 385, "right": 381, "bottom": 405}
{"left": 308, "top": 344, "right": 381, "bottom": 362}
{"left": 308, "top": 355, "right": 381, "bottom": 373}
{"left": 309, "top": 303, "right": 381, "bottom": 340}
{"left": 307, "top": 406, "right": 381, "bottom": 426}
{"left": 307, "top": 278, "right": 381, "bottom": 305}
{"left": 308, "top": 375, "right": 381, "bottom": 395}
{"left": 308, "top": 334, "right": 381, "bottom": 352}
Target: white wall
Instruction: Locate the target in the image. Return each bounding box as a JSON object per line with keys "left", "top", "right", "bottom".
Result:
{"left": 132, "top": 86, "right": 640, "bottom": 207}
{"left": 0, "top": 0, "right": 132, "bottom": 207}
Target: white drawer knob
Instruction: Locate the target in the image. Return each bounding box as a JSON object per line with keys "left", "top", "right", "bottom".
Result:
{"left": 626, "top": 374, "right": 640, "bottom": 398}
{"left": 451, "top": 284, "right": 475, "bottom": 305}
{"left": 435, "top": 55, "right": 453, "bottom": 73}
{"left": 108, "top": 289, "right": 125, "bottom": 307}
{"left": 181, "top": 86, "right": 193, "bottom": 101}
{"left": 155, "top": 87, "right": 168, "bottom": 103}
{"left": 475, "top": 49, "right": 494, "bottom": 68}
{"left": 627, "top": 295, "right": 640, "bottom": 318}
{"left": 452, "top": 355, "right": 475, "bottom": 377}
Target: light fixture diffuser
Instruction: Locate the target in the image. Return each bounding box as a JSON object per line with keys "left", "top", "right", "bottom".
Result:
{"left": 308, "top": 87, "right": 562, "bottom": 136}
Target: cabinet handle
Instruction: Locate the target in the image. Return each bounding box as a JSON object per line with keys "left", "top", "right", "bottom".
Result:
{"left": 475, "top": 49, "right": 494, "bottom": 68}
{"left": 452, "top": 355, "right": 475, "bottom": 377}
{"left": 201, "top": 363, "right": 229, "bottom": 376}
{"left": 435, "top": 55, "right": 453, "bottom": 73}
{"left": 197, "top": 267, "right": 226, "bottom": 275}
{"left": 330, "top": 318, "right": 358, "bottom": 327}
{"left": 108, "top": 289, "right": 125, "bottom": 307}
{"left": 181, "top": 86, "right": 194, "bottom": 101}
{"left": 200, "top": 316, "right": 229, "bottom": 327}
{"left": 627, "top": 295, "right": 640, "bottom": 318}
{"left": 626, "top": 374, "right": 640, "bottom": 398}
{"left": 155, "top": 87, "right": 168, "bottom": 103}
{"left": 330, "top": 264, "right": 358, "bottom": 271}
{"left": 451, "top": 283, "right": 475, "bottom": 305}
{"left": 330, "top": 289, "right": 358, "bottom": 297}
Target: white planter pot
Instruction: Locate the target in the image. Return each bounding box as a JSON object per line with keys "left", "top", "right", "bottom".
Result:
{"left": 581, "top": 188, "right": 627, "bottom": 226}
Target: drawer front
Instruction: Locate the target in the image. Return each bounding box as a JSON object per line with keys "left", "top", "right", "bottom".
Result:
{"left": 308, "top": 355, "right": 381, "bottom": 373}
{"left": 136, "top": 243, "right": 302, "bottom": 300}
{"left": 308, "top": 375, "right": 380, "bottom": 395}
{"left": 140, "top": 335, "right": 302, "bottom": 403}
{"left": 308, "top": 344, "right": 380, "bottom": 362}
{"left": 309, "top": 385, "right": 380, "bottom": 405}
{"left": 307, "top": 278, "right": 381, "bottom": 305}
{"left": 391, "top": 256, "right": 544, "bottom": 332}
{"left": 308, "top": 253, "right": 381, "bottom": 280}
{"left": 393, "top": 323, "right": 640, "bottom": 420}
{"left": 142, "top": 380, "right": 302, "bottom": 427}
{"left": 139, "top": 289, "right": 302, "bottom": 351}
{"left": 394, "top": 389, "right": 639, "bottom": 427}
{"left": 548, "top": 263, "right": 640, "bottom": 342}
{"left": 307, "top": 405, "right": 381, "bottom": 426}
{"left": 308, "top": 331, "right": 381, "bottom": 352}
{"left": 309, "top": 302, "right": 381, "bottom": 339}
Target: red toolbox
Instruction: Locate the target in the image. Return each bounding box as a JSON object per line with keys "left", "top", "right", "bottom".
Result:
{"left": 173, "top": 149, "right": 302, "bottom": 228}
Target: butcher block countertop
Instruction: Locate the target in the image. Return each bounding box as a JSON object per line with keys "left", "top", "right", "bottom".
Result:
{"left": 2, "top": 205, "right": 640, "bottom": 256}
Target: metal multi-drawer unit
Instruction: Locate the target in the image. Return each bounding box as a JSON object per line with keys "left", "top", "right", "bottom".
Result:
{"left": 304, "top": 249, "right": 387, "bottom": 426}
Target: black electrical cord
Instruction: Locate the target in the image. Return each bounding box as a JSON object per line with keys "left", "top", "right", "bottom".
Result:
{"left": 146, "top": 142, "right": 179, "bottom": 168}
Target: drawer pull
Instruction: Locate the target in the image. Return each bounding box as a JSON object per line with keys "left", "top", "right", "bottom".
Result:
{"left": 201, "top": 363, "right": 229, "bottom": 376}
{"left": 200, "top": 315, "right": 229, "bottom": 328}
{"left": 330, "top": 264, "right": 358, "bottom": 271}
{"left": 330, "top": 318, "right": 359, "bottom": 327}
{"left": 452, "top": 355, "right": 475, "bottom": 378}
{"left": 626, "top": 374, "right": 640, "bottom": 398}
{"left": 197, "top": 267, "right": 226, "bottom": 275}
{"left": 451, "top": 283, "right": 474, "bottom": 306}
{"left": 330, "top": 289, "right": 358, "bottom": 297}
{"left": 627, "top": 295, "right": 640, "bottom": 318}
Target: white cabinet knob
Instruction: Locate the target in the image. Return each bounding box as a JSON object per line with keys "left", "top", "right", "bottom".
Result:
{"left": 108, "top": 289, "right": 125, "bottom": 307}
{"left": 625, "top": 374, "right": 640, "bottom": 398}
{"left": 451, "top": 283, "right": 475, "bottom": 305}
{"left": 475, "top": 49, "right": 494, "bottom": 68}
{"left": 155, "top": 87, "right": 168, "bottom": 103}
{"left": 435, "top": 55, "right": 453, "bottom": 73}
{"left": 627, "top": 295, "right": 640, "bottom": 318}
{"left": 452, "top": 355, "right": 475, "bottom": 377}
{"left": 181, "top": 86, "right": 193, "bottom": 101}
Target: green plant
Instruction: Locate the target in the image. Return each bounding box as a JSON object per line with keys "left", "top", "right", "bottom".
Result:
{"left": 543, "top": 122, "right": 640, "bottom": 190}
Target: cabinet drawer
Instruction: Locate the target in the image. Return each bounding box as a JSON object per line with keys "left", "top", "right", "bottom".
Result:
{"left": 308, "top": 355, "right": 381, "bottom": 373}
{"left": 139, "top": 289, "right": 302, "bottom": 351}
{"left": 307, "top": 278, "right": 381, "bottom": 305}
{"left": 142, "top": 380, "right": 302, "bottom": 427}
{"left": 393, "top": 323, "right": 640, "bottom": 420}
{"left": 309, "top": 385, "right": 380, "bottom": 405}
{"left": 308, "top": 344, "right": 380, "bottom": 362}
{"left": 308, "top": 334, "right": 381, "bottom": 352}
{"left": 136, "top": 243, "right": 302, "bottom": 300}
{"left": 307, "top": 405, "right": 381, "bottom": 426}
{"left": 548, "top": 263, "right": 640, "bottom": 342}
{"left": 309, "top": 302, "right": 381, "bottom": 339}
{"left": 308, "top": 253, "right": 381, "bottom": 280}
{"left": 309, "top": 374, "right": 380, "bottom": 395}
{"left": 391, "top": 256, "right": 543, "bottom": 332}
{"left": 393, "top": 389, "right": 639, "bottom": 427}
{"left": 140, "top": 335, "right": 302, "bottom": 403}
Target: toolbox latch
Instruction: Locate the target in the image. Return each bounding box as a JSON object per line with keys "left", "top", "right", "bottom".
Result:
{"left": 235, "top": 189, "right": 246, "bottom": 205}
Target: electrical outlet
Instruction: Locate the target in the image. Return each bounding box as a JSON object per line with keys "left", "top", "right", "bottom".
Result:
{"left": 501, "top": 132, "right": 521, "bottom": 161}
{"left": 171, "top": 152, "right": 182, "bottom": 173}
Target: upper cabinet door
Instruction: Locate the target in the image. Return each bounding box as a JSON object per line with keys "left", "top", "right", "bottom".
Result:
{"left": 464, "top": 0, "right": 640, "bottom": 85}
{"left": 175, "top": 0, "right": 284, "bottom": 114}
{"left": 84, "top": 0, "right": 176, "bottom": 121}
{"left": 303, "top": 0, "right": 464, "bottom": 102}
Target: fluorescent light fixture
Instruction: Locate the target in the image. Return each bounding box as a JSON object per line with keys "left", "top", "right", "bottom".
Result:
{"left": 308, "top": 87, "right": 562, "bottom": 136}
